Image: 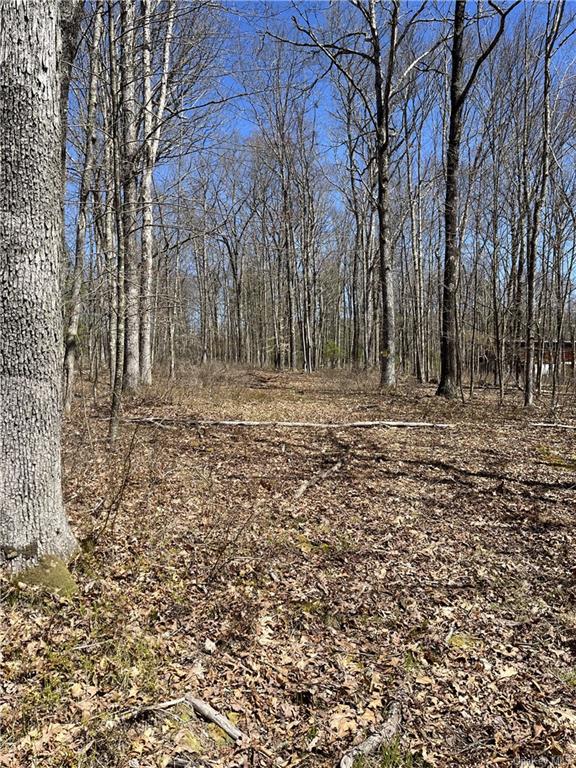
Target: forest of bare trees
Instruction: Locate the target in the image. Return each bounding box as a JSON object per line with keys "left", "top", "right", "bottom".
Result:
{"left": 59, "top": 0, "right": 576, "bottom": 411}
{"left": 3, "top": 3, "right": 576, "bottom": 766}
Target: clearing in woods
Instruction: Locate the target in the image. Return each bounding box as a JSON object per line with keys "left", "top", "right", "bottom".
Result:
{"left": 1, "top": 369, "right": 576, "bottom": 767}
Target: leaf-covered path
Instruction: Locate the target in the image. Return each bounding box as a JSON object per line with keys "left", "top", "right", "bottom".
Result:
{"left": 2, "top": 371, "right": 575, "bottom": 767}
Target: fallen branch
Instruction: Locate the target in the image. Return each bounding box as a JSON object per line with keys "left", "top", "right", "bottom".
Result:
{"left": 124, "top": 417, "right": 452, "bottom": 430}
{"left": 529, "top": 422, "right": 576, "bottom": 430}
{"left": 339, "top": 703, "right": 401, "bottom": 768}
{"left": 116, "top": 695, "right": 246, "bottom": 765}
{"left": 295, "top": 460, "right": 342, "bottom": 499}
{"left": 366, "top": 453, "right": 576, "bottom": 491}
{"left": 185, "top": 696, "right": 245, "bottom": 742}
{"left": 169, "top": 758, "right": 210, "bottom": 768}
{"left": 117, "top": 694, "right": 246, "bottom": 745}
{"left": 117, "top": 696, "right": 186, "bottom": 722}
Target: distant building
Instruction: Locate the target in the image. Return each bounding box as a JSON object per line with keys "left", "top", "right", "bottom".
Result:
{"left": 512, "top": 339, "right": 575, "bottom": 373}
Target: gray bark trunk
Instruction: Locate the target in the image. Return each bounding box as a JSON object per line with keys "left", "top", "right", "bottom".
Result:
{"left": 524, "top": 2, "right": 563, "bottom": 406}
{"left": 369, "top": 0, "right": 397, "bottom": 388}
{"left": 437, "top": 0, "right": 465, "bottom": 399}
{"left": 121, "top": 0, "right": 140, "bottom": 391}
{"left": 0, "top": 0, "right": 77, "bottom": 571}
{"left": 108, "top": 5, "right": 126, "bottom": 442}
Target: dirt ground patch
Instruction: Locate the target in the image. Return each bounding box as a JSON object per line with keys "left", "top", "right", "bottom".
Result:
{"left": 1, "top": 369, "right": 576, "bottom": 767}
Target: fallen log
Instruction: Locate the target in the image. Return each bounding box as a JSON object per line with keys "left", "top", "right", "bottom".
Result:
{"left": 339, "top": 703, "right": 401, "bottom": 768}
{"left": 529, "top": 422, "right": 576, "bottom": 430}
{"left": 124, "top": 417, "right": 452, "bottom": 430}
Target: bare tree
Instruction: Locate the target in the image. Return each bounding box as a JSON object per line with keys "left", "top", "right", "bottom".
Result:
{"left": 55, "top": 1, "right": 576, "bottom": 400}
{"left": 437, "top": 0, "right": 519, "bottom": 398}
{"left": 140, "top": 0, "right": 175, "bottom": 386}
{"left": 524, "top": 0, "right": 565, "bottom": 406}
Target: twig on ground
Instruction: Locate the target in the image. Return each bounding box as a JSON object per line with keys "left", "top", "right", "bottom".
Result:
{"left": 168, "top": 758, "right": 211, "bottom": 768}
{"left": 117, "top": 696, "right": 186, "bottom": 722}
{"left": 185, "top": 696, "right": 246, "bottom": 742}
{"left": 117, "top": 695, "right": 246, "bottom": 746}
{"left": 339, "top": 703, "right": 401, "bottom": 768}
{"left": 295, "top": 460, "right": 342, "bottom": 499}
{"left": 529, "top": 422, "right": 576, "bottom": 429}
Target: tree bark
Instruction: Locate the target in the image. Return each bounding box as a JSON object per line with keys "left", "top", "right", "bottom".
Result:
{"left": 121, "top": 0, "right": 140, "bottom": 391}
{"left": 437, "top": 0, "right": 465, "bottom": 398}
{"left": 108, "top": 1, "right": 126, "bottom": 442}
{"left": 0, "top": 0, "right": 77, "bottom": 571}
{"left": 437, "top": 0, "right": 517, "bottom": 397}
{"left": 369, "top": 0, "right": 397, "bottom": 388}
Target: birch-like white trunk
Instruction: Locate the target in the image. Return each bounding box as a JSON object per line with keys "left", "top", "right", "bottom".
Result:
{"left": 0, "top": 0, "right": 77, "bottom": 571}
{"left": 140, "top": 0, "right": 174, "bottom": 386}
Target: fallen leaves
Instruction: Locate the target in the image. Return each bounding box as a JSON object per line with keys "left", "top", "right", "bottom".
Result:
{"left": 414, "top": 674, "right": 435, "bottom": 686}
{"left": 2, "top": 372, "right": 576, "bottom": 767}
{"left": 329, "top": 704, "right": 358, "bottom": 738}
{"left": 498, "top": 665, "right": 519, "bottom": 680}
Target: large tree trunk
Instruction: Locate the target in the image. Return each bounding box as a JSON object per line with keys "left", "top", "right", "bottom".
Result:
{"left": 120, "top": 0, "right": 140, "bottom": 392}
{"left": 370, "top": 0, "right": 397, "bottom": 388}
{"left": 0, "top": 0, "right": 77, "bottom": 571}
{"left": 437, "top": 0, "right": 517, "bottom": 397}
{"left": 437, "top": 0, "right": 465, "bottom": 398}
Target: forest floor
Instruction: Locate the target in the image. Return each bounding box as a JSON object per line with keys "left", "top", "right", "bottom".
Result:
{"left": 2, "top": 368, "right": 576, "bottom": 768}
